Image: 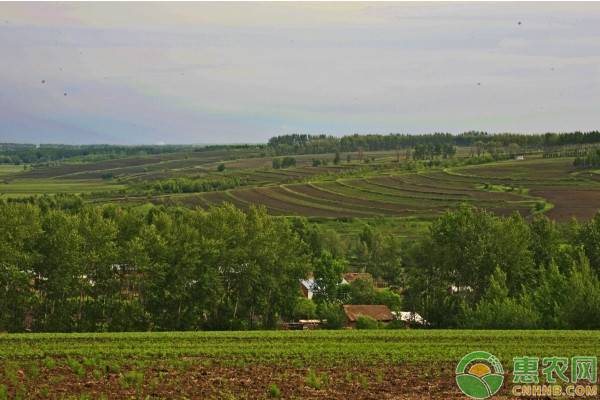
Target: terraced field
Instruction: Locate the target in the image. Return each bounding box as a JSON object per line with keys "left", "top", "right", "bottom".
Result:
{"left": 2, "top": 150, "right": 599, "bottom": 222}
{"left": 167, "top": 156, "right": 597, "bottom": 222}
{"left": 193, "top": 170, "right": 537, "bottom": 219}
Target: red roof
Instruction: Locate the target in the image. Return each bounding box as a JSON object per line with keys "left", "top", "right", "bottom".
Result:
{"left": 343, "top": 305, "right": 393, "bottom": 322}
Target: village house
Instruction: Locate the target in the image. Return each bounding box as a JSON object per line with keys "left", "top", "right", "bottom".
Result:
{"left": 342, "top": 304, "right": 394, "bottom": 328}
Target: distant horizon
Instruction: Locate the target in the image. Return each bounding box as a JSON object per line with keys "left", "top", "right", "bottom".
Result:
{"left": 2, "top": 2, "right": 600, "bottom": 144}
{"left": 3, "top": 129, "right": 600, "bottom": 147}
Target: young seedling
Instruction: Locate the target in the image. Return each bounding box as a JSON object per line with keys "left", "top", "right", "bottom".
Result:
{"left": 305, "top": 369, "right": 321, "bottom": 390}
{"left": 268, "top": 383, "right": 281, "bottom": 398}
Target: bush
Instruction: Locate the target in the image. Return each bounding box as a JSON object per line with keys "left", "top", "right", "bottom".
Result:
{"left": 293, "top": 298, "right": 317, "bottom": 320}
{"left": 355, "top": 315, "right": 379, "bottom": 330}
{"left": 317, "top": 303, "right": 345, "bottom": 329}
{"left": 217, "top": 163, "right": 225, "bottom": 172}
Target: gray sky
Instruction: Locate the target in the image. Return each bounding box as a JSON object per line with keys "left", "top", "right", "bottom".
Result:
{"left": 1, "top": 2, "right": 599, "bottom": 145}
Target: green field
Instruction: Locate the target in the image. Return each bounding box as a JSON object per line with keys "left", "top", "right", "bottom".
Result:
{"left": 0, "top": 330, "right": 597, "bottom": 398}
{"left": 0, "top": 179, "right": 125, "bottom": 198}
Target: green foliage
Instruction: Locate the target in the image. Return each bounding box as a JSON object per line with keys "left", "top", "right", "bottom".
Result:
{"left": 272, "top": 156, "right": 296, "bottom": 169}
{"left": 573, "top": 148, "right": 600, "bottom": 168}
{"left": 268, "top": 383, "right": 281, "bottom": 398}
{"left": 333, "top": 151, "right": 341, "bottom": 165}
{"left": 462, "top": 268, "right": 540, "bottom": 329}
{"left": 556, "top": 254, "right": 600, "bottom": 329}
{"left": 345, "top": 279, "right": 401, "bottom": 311}
{"left": 403, "top": 206, "right": 536, "bottom": 327}
{"left": 140, "top": 175, "right": 247, "bottom": 194}
{"left": 0, "top": 202, "right": 311, "bottom": 332}
{"left": 355, "top": 315, "right": 379, "bottom": 330}
{"left": 293, "top": 298, "right": 317, "bottom": 320}
{"left": 356, "top": 226, "right": 403, "bottom": 285}
{"left": 577, "top": 212, "right": 600, "bottom": 276}
{"left": 217, "top": 163, "right": 225, "bottom": 172}
{"left": 312, "top": 251, "right": 346, "bottom": 302}
{"left": 316, "top": 303, "right": 345, "bottom": 329}
{"left": 267, "top": 132, "right": 600, "bottom": 156}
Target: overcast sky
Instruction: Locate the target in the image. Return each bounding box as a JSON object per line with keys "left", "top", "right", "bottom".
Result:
{"left": 1, "top": 2, "right": 599, "bottom": 145}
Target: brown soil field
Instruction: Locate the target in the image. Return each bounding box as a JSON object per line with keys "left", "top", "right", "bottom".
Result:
{"left": 531, "top": 187, "right": 600, "bottom": 221}
{"left": 11, "top": 362, "right": 519, "bottom": 400}
{"left": 459, "top": 158, "right": 578, "bottom": 181}
{"left": 285, "top": 184, "right": 420, "bottom": 215}
{"left": 349, "top": 178, "right": 471, "bottom": 201}
{"left": 274, "top": 186, "right": 398, "bottom": 216}
{"left": 229, "top": 188, "right": 371, "bottom": 217}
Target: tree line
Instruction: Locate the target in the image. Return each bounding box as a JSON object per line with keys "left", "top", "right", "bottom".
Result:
{"left": 5, "top": 131, "right": 600, "bottom": 165}
{"left": 267, "top": 131, "right": 600, "bottom": 155}
{"left": 403, "top": 206, "right": 600, "bottom": 329}
{"left": 0, "top": 144, "right": 199, "bottom": 165}
{"left": 1, "top": 198, "right": 600, "bottom": 332}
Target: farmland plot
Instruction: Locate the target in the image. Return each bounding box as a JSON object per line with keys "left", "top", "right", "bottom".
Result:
{"left": 0, "top": 330, "right": 597, "bottom": 399}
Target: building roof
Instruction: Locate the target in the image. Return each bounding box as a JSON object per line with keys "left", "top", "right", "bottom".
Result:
{"left": 392, "top": 311, "right": 426, "bottom": 325}
{"left": 300, "top": 279, "right": 316, "bottom": 291}
{"left": 342, "top": 272, "right": 373, "bottom": 284}
{"left": 343, "top": 305, "right": 394, "bottom": 322}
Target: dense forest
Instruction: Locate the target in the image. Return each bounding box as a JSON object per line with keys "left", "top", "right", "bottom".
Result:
{"left": 1, "top": 197, "right": 599, "bottom": 332}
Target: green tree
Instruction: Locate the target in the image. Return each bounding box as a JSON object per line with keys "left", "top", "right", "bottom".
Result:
{"left": 357, "top": 226, "right": 403, "bottom": 286}
{"left": 316, "top": 302, "right": 345, "bottom": 329}
{"left": 0, "top": 203, "right": 41, "bottom": 332}
{"left": 293, "top": 298, "right": 317, "bottom": 320}
{"left": 312, "top": 251, "right": 346, "bottom": 303}
{"left": 463, "top": 268, "right": 540, "bottom": 329}
{"left": 333, "top": 151, "right": 341, "bottom": 165}
{"left": 529, "top": 215, "right": 560, "bottom": 267}
{"left": 556, "top": 253, "right": 600, "bottom": 329}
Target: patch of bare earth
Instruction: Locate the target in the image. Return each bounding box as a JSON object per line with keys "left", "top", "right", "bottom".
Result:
{"left": 531, "top": 188, "right": 600, "bottom": 221}
{"left": 7, "top": 363, "right": 523, "bottom": 399}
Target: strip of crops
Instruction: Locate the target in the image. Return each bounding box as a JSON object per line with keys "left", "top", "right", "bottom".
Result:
{"left": 1, "top": 330, "right": 598, "bottom": 366}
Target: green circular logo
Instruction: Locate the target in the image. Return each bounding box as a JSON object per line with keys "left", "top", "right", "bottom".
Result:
{"left": 456, "top": 351, "right": 504, "bottom": 399}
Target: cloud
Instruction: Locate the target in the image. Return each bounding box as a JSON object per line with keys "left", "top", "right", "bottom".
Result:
{"left": 1, "top": 3, "right": 599, "bottom": 144}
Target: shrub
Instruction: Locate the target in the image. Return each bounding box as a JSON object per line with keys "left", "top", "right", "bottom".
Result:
{"left": 317, "top": 303, "right": 345, "bottom": 329}
{"left": 293, "top": 298, "right": 317, "bottom": 320}
{"left": 355, "top": 315, "right": 379, "bottom": 330}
